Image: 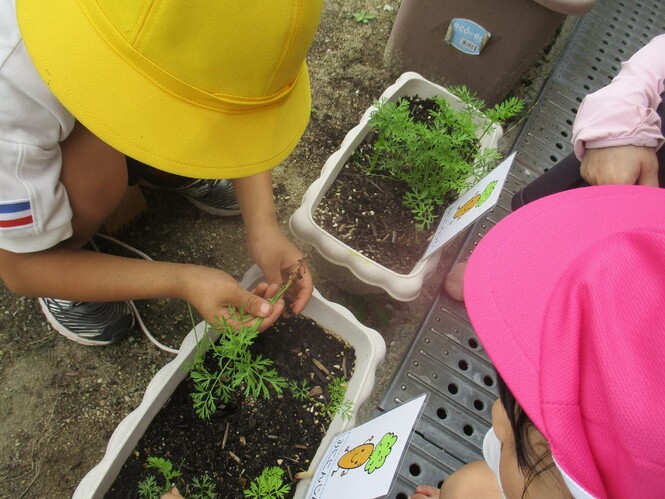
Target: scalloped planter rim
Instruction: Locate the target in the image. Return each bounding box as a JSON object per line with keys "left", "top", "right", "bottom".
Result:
{"left": 289, "top": 72, "right": 502, "bottom": 301}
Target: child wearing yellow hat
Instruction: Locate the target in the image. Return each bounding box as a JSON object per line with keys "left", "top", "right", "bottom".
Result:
{"left": 0, "top": 0, "right": 322, "bottom": 344}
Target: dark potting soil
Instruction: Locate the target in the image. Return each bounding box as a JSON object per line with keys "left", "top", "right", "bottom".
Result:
{"left": 106, "top": 314, "right": 356, "bottom": 499}
{"left": 314, "top": 162, "right": 437, "bottom": 275}
{"left": 314, "top": 96, "right": 451, "bottom": 275}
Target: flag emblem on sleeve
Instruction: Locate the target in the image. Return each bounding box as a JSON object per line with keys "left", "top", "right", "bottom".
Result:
{"left": 0, "top": 200, "right": 34, "bottom": 229}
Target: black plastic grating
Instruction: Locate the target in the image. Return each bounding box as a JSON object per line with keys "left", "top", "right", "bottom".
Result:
{"left": 517, "top": 0, "right": 665, "bottom": 177}
{"left": 379, "top": 1, "right": 665, "bottom": 497}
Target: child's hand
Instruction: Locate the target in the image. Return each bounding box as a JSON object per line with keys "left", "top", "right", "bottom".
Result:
{"left": 444, "top": 262, "right": 467, "bottom": 302}
{"left": 161, "top": 487, "right": 183, "bottom": 498}
{"left": 181, "top": 265, "right": 285, "bottom": 332}
{"left": 248, "top": 227, "right": 313, "bottom": 315}
{"left": 410, "top": 485, "right": 442, "bottom": 498}
{"left": 231, "top": 171, "right": 314, "bottom": 315}
{"left": 581, "top": 145, "right": 659, "bottom": 186}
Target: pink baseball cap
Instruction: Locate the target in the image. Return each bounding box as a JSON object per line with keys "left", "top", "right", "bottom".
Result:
{"left": 464, "top": 185, "right": 665, "bottom": 498}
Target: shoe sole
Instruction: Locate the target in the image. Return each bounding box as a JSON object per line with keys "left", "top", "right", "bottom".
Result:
{"left": 139, "top": 180, "right": 241, "bottom": 217}
{"left": 39, "top": 299, "right": 135, "bottom": 347}
{"left": 184, "top": 196, "right": 242, "bottom": 217}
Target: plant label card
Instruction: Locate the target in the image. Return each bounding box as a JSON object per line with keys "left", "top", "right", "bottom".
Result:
{"left": 423, "top": 152, "right": 516, "bottom": 260}
{"left": 305, "top": 393, "right": 427, "bottom": 499}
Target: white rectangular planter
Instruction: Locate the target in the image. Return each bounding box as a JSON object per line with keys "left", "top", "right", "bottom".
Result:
{"left": 289, "top": 72, "right": 502, "bottom": 301}
{"left": 73, "top": 265, "right": 386, "bottom": 498}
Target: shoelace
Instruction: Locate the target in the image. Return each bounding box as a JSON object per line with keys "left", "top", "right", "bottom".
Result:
{"left": 91, "top": 233, "right": 180, "bottom": 355}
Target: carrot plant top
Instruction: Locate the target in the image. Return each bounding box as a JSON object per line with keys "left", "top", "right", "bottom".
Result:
{"left": 362, "top": 87, "right": 523, "bottom": 230}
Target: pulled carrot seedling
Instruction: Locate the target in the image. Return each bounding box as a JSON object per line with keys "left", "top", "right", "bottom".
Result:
{"left": 188, "top": 261, "right": 305, "bottom": 420}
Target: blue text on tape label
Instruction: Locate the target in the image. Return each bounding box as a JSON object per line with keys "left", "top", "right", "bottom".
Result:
{"left": 445, "top": 18, "right": 491, "bottom": 55}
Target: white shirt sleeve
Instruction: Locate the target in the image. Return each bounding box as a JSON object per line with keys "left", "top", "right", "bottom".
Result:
{"left": 0, "top": 0, "right": 76, "bottom": 253}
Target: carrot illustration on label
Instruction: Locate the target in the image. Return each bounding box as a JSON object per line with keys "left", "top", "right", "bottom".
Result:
{"left": 453, "top": 194, "right": 481, "bottom": 219}
{"left": 335, "top": 432, "right": 398, "bottom": 476}
{"left": 453, "top": 180, "right": 498, "bottom": 219}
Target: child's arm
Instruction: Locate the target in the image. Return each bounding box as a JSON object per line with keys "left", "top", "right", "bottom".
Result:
{"left": 573, "top": 34, "right": 665, "bottom": 185}
{"left": 0, "top": 246, "right": 284, "bottom": 330}
{"left": 232, "top": 172, "right": 313, "bottom": 315}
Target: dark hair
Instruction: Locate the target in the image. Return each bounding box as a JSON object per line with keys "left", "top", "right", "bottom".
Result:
{"left": 496, "top": 372, "right": 557, "bottom": 498}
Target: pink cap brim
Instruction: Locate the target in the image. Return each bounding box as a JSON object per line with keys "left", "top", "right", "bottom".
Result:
{"left": 464, "top": 185, "right": 665, "bottom": 495}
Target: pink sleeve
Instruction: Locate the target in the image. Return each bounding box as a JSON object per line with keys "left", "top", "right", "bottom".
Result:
{"left": 572, "top": 34, "right": 665, "bottom": 160}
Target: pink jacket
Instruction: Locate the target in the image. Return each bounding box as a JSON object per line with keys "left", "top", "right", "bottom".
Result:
{"left": 572, "top": 34, "right": 665, "bottom": 159}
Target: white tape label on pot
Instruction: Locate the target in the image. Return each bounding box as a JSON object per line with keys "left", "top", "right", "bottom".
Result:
{"left": 445, "top": 18, "right": 491, "bottom": 55}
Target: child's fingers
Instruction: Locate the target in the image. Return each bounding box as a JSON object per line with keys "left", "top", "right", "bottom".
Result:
{"left": 236, "top": 288, "right": 274, "bottom": 318}
{"left": 252, "top": 280, "right": 282, "bottom": 299}
{"left": 410, "top": 485, "right": 441, "bottom": 498}
{"left": 253, "top": 282, "right": 270, "bottom": 296}
{"left": 289, "top": 287, "right": 311, "bottom": 315}
{"left": 289, "top": 264, "right": 313, "bottom": 315}
{"left": 256, "top": 299, "right": 285, "bottom": 331}
{"left": 265, "top": 281, "right": 283, "bottom": 299}
{"left": 161, "top": 487, "right": 182, "bottom": 498}
{"left": 444, "top": 261, "right": 466, "bottom": 301}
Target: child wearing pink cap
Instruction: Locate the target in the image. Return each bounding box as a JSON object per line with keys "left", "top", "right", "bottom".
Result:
{"left": 413, "top": 185, "right": 665, "bottom": 499}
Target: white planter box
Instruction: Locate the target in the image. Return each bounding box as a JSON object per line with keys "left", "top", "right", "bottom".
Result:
{"left": 73, "top": 265, "right": 386, "bottom": 498}
{"left": 290, "top": 72, "right": 502, "bottom": 301}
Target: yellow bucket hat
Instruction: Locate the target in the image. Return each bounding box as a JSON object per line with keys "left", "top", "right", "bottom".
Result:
{"left": 16, "top": 0, "right": 323, "bottom": 179}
